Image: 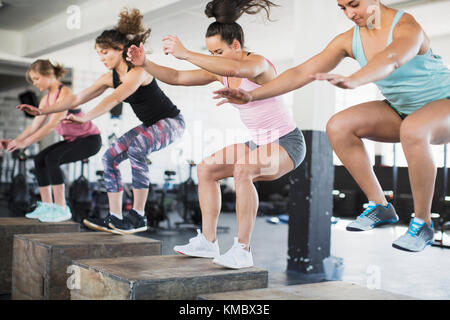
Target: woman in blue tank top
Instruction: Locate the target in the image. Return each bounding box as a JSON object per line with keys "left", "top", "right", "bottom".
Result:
{"left": 214, "top": 0, "right": 450, "bottom": 252}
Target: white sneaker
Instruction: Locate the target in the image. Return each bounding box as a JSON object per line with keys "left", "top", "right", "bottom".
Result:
{"left": 213, "top": 237, "right": 254, "bottom": 269}
{"left": 173, "top": 229, "right": 220, "bottom": 258}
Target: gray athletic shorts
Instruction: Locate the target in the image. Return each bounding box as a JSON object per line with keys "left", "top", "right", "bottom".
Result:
{"left": 245, "top": 128, "right": 306, "bottom": 169}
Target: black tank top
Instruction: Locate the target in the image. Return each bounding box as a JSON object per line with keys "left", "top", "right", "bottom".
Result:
{"left": 112, "top": 69, "right": 180, "bottom": 127}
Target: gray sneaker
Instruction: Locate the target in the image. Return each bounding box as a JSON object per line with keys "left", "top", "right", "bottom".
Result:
{"left": 392, "top": 220, "right": 434, "bottom": 252}
{"left": 347, "top": 201, "right": 399, "bottom": 232}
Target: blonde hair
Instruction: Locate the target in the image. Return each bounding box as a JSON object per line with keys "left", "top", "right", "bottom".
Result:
{"left": 26, "top": 59, "right": 66, "bottom": 83}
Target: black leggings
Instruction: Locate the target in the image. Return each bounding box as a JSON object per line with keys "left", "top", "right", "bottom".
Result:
{"left": 34, "top": 134, "right": 102, "bottom": 187}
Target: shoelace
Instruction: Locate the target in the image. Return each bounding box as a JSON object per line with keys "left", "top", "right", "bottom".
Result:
{"left": 407, "top": 221, "right": 423, "bottom": 237}
{"left": 359, "top": 204, "right": 377, "bottom": 218}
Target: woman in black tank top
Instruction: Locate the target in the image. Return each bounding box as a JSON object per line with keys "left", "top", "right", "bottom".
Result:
{"left": 20, "top": 8, "right": 185, "bottom": 235}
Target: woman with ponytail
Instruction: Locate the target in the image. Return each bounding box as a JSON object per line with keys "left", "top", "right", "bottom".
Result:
{"left": 4, "top": 59, "right": 102, "bottom": 222}
{"left": 20, "top": 8, "right": 185, "bottom": 234}
{"left": 127, "top": 0, "right": 306, "bottom": 269}
{"left": 214, "top": 0, "right": 450, "bottom": 253}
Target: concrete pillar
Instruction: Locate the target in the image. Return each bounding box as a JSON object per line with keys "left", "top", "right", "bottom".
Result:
{"left": 287, "top": 1, "right": 348, "bottom": 276}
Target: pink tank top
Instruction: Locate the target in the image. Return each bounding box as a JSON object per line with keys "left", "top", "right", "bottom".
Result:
{"left": 50, "top": 85, "right": 101, "bottom": 142}
{"left": 222, "top": 59, "right": 296, "bottom": 145}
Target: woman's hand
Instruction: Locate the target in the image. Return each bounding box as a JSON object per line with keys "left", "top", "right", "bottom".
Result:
{"left": 311, "top": 73, "right": 360, "bottom": 89}
{"left": 0, "top": 139, "right": 11, "bottom": 150}
{"left": 62, "top": 114, "right": 87, "bottom": 125}
{"left": 6, "top": 139, "right": 28, "bottom": 152}
{"left": 213, "top": 87, "right": 254, "bottom": 106}
{"left": 127, "top": 42, "right": 146, "bottom": 66}
{"left": 162, "top": 35, "right": 190, "bottom": 60}
{"left": 17, "top": 104, "right": 42, "bottom": 116}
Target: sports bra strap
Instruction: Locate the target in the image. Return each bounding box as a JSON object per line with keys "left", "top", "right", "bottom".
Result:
{"left": 46, "top": 84, "right": 64, "bottom": 107}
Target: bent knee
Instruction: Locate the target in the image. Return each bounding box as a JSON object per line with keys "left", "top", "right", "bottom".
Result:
{"left": 233, "top": 164, "right": 254, "bottom": 182}
{"left": 326, "top": 113, "right": 353, "bottom": 139}
{"left": 400, "top": 122, "right": 428, "bottom": 146}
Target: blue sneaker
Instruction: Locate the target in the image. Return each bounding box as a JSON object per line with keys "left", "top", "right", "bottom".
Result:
{"left": 38, "top": 204, "right": 72, "bottom": 222}
{"left": 25, "top": 202, "right": 54, "bottom": 219}
{"left": 347, "top": 201, "right": 399, "bottom": 231}
{"left": 392, "top": 219, "right": 435, "bottom": 252}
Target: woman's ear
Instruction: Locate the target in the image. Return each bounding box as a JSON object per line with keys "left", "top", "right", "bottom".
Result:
{"left": 232, "top": 39, "right": 241, "bottom": 51}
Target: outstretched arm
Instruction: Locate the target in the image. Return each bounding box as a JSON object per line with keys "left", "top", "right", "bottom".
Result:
{"left": 314, "top": 15, "right": 425, "bottom": 89}
{"left": 162, "top": 35, "right": 269, "bottom": 79}
{"left": 213, "top": 31, "right": 351, "bottom": 104}
{"left": 127, "top": 43, "right": 219, "bottom": 86}
{"left": 18, "top": 73, "right": 111, "bottom": 116}
{"left": 7, "top": 90, "right": 71, "bottom": 152}
{"left": 64, "top": 67, "right": 148, "bottom": 124}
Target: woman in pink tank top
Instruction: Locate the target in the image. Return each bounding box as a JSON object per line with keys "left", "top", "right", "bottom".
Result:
{"left": 2, "top": 60, "right": 102, "bottom": 222}
{"left": 127, "top": 0, "right": 306, "bottom": 269}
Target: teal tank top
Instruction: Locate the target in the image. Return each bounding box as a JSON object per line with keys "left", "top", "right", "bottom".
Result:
{"left": 352, "top": 10, "right": 450, "bottom": 114}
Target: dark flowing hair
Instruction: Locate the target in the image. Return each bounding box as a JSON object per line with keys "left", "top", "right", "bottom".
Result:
{"left": 205, "top": 0, "right": 278, "bottom": 47}
{"left": 95, "top": 8, "right": 151, "bottom": 68}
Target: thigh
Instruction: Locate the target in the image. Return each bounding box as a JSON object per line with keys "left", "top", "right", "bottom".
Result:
{"left": 200, "top": 143, "right": 252, "bottom": 181}
{"left": 104, "top": 126, "right": 143, "bottom": 162}
{"left": 244, "top": 143, "right": 295, "bottom": 182}
{"left": 58, "top": 135, "right": 102, "bottom": 165}
{"left": 402, "top": 98, "right": 450, "bottom": 145}
{"left": 35, "top": 141, "right": 68, "bottom": 164}
{"left": 328, "top": 100, "right": 403, "bottom": 143}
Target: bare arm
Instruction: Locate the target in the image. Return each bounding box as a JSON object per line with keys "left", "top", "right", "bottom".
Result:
{"left": 15, "top": 97, "right": 49, "bottom": 141}
{"left": 7, "top": 90, "right": 70, "bottom": 151}
{"left": 349, "top": 17, "right": 424, "bottom": 86}
{"left": 143, "top": 59, "right": 219, "bottom": 86}
{"left": 127, "top": 43, "right": 220, "bottom": 86}
{"left": 38, "top": 73, "right": 111, "bottom": 115}
{"left": 214, "top": 32, "right": 351, "bottom": 104}
{"left": 163, "top": 35, "right": 269, "bottom": 79}
{"left": 67, "top": 67, "right": 148, "bottom": 123}
{"left": 21, "top": 112, "right": 66, "bottom": 148}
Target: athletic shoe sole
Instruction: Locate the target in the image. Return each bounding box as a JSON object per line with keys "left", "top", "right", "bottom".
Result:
{"left": 346, "top": 218, "right": 399, "bottom": 232}
{"left": 39, "top": 214, "right": 72, "bottom": 223}
{"left": 212, "top": 259, "right": 253, "bottom": 270}
{"left": 25, "top": 214, "right": 41, "bottom": 219}
{"left": 83, "top": 219, "right": 122, "bottom": 235}
{"left": 392, "top": 241, "right": 434, "bottom": 253}
{"left": 108, "top": 223, "right": 148, "bottom": 235}
{"left": 174, "top": 249, "right": 218, "bottom": 259}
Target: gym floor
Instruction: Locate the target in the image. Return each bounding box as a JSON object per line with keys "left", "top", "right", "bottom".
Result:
{"left": 1, "top": 201, "right": 449, "bottom": 300}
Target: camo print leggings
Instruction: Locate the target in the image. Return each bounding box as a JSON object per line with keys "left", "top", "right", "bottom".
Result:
{"left": 102, "top": 114, "right": 185, "bottom": 192}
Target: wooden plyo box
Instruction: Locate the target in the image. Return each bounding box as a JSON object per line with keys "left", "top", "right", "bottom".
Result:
{"left": 11, "top": 232, "right": 161, "bottom": 300}
{"left": 0, "top": 218, "right": 80, "bottom": 294}
{"left": 71, "top": 255, "right": 268, "bottom": 300}
{"left": 198, "top": 281, "right": 416, "bottom": 300}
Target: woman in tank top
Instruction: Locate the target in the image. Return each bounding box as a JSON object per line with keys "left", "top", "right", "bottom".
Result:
{"left": 3, "top": 60, "right": 102, "bottom": 223}
{"left": 127, "top": 0, "right": 306, "bottom": 269}
{"left": 214, "top": 0, "right": 450, "bottom": 253}
{"left": 19, "top": 8, "right": 185, "bottom": 235}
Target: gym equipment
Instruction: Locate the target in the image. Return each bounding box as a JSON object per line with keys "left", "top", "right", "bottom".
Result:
{"left": 69, "top": 159, "right": 92, "bottom": 223}
{"left": 18, "top": 91, "right": 39, "bottom": 119}
{"left": 91, "top": 170, "right": 109, "bottom": 219}
{"left": 70, "top": 255, "right": 267, "bottom": 300}
{"left": 175, "top": 160, "right": 202, "bottom": 229}
{"left": 432, "top": 144, "right": 450, "bottom": 249}
{"left": 145, "top": 170, "right": 176, "bottom": 230}
{"left": 12, "top": 233, "right": 160, "bottom": 300}
{"left": 8, "top": 150, "right": 32, "bottom": 215}
{"left": 0, "top": 217, "right": 80, "bottom": 295}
